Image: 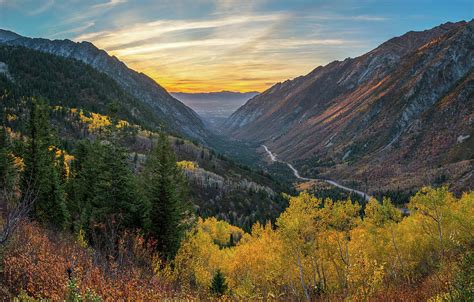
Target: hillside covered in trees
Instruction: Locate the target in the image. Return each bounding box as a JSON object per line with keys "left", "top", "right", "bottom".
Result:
{"left": 0, "top": 96, "right": 472, "bottom": 300}
{"left": 0, "top": 45, "right": 288, "bottom": 230}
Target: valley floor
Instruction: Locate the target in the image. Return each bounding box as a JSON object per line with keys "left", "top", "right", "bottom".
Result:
{"left": 262, "top": 144, "right": 370, "bottom": 201}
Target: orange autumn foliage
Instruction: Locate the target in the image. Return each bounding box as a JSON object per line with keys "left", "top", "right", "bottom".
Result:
{"left": 3, "top": 223, "right": 192, "bottom": 300}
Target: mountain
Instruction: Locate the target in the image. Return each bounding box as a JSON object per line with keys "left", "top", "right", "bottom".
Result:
{"left": 223, "top": 20, "right": 474, "bottom": 193}
{"left": 171, "top": 91, "right": 259, "bottom": 127}
{"left": 0, "top": 44, "right": 286, "bottom": 231}
{"left": 0, "top": 45, "right": 169, "bottom": 133}
{"left": 0, "top": 29, "right": 208, "bottom": 141}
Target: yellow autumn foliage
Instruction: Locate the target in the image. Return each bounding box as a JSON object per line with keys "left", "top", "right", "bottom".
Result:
{"left": 12, "top": 154, "right": 25, "bottom": 172}
{"left": 48, "top": 146, "right": 75, "bottom": 177}
{"left": 63, "top": 108, "right": 132, "bottom": 132}
{"left": 6, "top": 113, "right": 16, "bottom": 122}
{"left": 78, "top": 111, "right": 111, "bottom": 131}
{"left": 173, "top": 187, "right": 474, "bottom": 300}
{"left": 116, "top": 119, "right": 130, "bottom": 129}
{"left": 5, "top": 127, "right": 21, "bottom": 140}
{"left": 176, "top": 160, "right": 199, "bottom": 171}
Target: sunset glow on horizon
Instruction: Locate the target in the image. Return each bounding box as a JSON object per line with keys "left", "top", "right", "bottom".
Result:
{"left": 79, "top": 11, "right": 354, "bottom": 93}
{"left": 1, "top": 0, "right": 471, "bottom": 93}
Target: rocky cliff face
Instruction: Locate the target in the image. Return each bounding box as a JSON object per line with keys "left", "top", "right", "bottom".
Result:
{"left": 0, "top": 30, "right": 208, "bottom": 141}
{"left": 224, "top": 20, "right": 474, "bottom": 192}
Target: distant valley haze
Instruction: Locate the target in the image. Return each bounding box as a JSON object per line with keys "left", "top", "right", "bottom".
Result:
{"left": 171, "top": 91, "right": 259, "bottom": 127}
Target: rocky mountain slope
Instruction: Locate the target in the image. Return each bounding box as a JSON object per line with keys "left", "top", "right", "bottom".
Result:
{"left": 223, "top": 20, "right": 474, "bottom": 192}
{"left": 0, "top": 29, "right": 208, "bottom": 141}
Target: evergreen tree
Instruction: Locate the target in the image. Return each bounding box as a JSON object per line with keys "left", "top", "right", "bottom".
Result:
{"left": 91, "top": 141, "right": 143, "bottom": 230}
{"left": 0, "top": 126, "right": 16, "bottom": 192}
{"left": 210, "top": 269, "right": 228, "bottom": 296}
{"left": 67, "top": 139, "right": 145, "bottom": 248}
{"left": 141, "top": 132, "right": 191, "bottom": 260}
{"left": 21, "top": 99, "right": 69, "bottom": 228}
{"left": 58, "top": 150, "right": 68, "bottom": 185}
{"left": 66, "top": 140, "right": 101, "bottom": 232}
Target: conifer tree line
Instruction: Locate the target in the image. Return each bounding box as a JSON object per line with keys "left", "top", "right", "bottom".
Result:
{"left": 0, "top": 98, "right": 191, "bottom": 260}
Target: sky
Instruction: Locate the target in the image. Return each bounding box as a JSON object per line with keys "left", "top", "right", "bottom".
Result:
{"left": 0, "top": 0, "right": 472, "bottom": 93}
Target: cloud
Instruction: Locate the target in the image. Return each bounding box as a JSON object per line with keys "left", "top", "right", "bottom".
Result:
{"left": 92, "top": 0, "right": 127, "bottom": 9}
{"left": 75, "top": 14, "right": 287, "bottom": 45}
{"left": 212, "top": 0, "right": 266, "bottom": 16}
{"left": 62, "top": 2, "right": 380, "bottom": 93}
{"left": 0, "top": 0, "right": 55, "bottom": 15}
{"left": 72, "top": 10, "right": 365, "bottom": 92}
{"left": 29, "top": 0, "right": 54, "bottom": 15}
{"left": 302, "top": 14, "right": 388, "bottom": 22}
{"left": 349, "top": 15, "right": 387, "bottom": 21}
{"left": 58, "top": 0, "right": 128, "bottom": 27}
{"left": 49, "top": 21, "right": 95, "bottom": 38}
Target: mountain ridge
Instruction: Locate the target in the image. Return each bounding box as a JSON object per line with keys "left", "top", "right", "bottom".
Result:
{"left": 0, "top": 29, "right": 209, "bottom": 141}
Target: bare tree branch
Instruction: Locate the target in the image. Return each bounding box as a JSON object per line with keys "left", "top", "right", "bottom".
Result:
{"left": 0, "top": 174, "right": 37, "bottom": 245}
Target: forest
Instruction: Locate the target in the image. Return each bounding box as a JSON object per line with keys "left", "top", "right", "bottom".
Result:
{"left": 0, "top": 98, "right": 472, "bottom": 301}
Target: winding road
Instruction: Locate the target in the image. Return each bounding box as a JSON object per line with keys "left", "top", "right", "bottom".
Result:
{"left": 262, "top": 145, "right": 370, "bottom": 201}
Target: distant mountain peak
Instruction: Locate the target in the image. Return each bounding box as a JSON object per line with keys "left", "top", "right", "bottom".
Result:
{"left": 0, "top": 29, "right": 22, "bottom": 43}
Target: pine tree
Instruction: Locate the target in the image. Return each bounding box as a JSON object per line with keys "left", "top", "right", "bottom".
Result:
{"left": 0, "top": 126, "right": 16, "bottom": 192}
{"left": 66, "top": 140, "right": 102, "bottom": 232}
{"left": 141, "top": 132, "right": 191, "bottom": 260}
{"left": 210, "top": 269, "right": 228, "bottom": 296}
{"left": 67, "top": 140, "right": 145, "bottom": 244}
{"left": 91, "top": 141, "right": 143, "bottom": 230}
{"left": 22, "top": 99, "right": 69, "bottom": 229}
{"left": 58, "top": 151, "right": 68, "bottom": 185}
